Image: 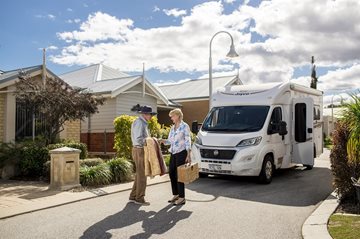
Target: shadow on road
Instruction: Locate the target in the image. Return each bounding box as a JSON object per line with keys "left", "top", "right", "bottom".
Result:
{"left": 187, "top": 165, "right": 333, "bottom": 207}
{"left": 80, "top": 203, "right": 192, "bottom": 239}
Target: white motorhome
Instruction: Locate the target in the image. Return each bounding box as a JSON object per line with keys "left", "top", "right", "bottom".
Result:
{"left": 191, "top": 82, "right": 323, "bottom": 184}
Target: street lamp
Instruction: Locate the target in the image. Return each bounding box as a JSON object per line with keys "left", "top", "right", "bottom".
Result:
{"left": 209, "top": 31, "right": 239, "bottom": 110}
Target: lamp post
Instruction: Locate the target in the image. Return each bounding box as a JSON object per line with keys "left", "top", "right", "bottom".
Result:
{"left": 209, "top": 31, "right": 239, "bottom": 110}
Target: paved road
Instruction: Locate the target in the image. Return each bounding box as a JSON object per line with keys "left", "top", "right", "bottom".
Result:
{"left": 0, "top": 154, "right": 332, "bottom": 239}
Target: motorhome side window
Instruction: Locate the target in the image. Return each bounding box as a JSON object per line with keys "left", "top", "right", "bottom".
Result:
{"left": 268, "top": 107, "right": 282, "bottom": 134}
{"left": 313, "top": 105, "right": 321, "bottom": 120}
{"left": 295, "top": 103, "right": 306, "bottom": 143}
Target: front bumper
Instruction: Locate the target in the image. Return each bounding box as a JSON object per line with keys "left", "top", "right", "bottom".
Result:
{"left": 192, "top": 144, "right": 262, "bottom": 176}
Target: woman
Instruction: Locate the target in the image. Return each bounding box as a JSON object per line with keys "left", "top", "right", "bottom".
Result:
{"left": 161, "top": 108, "right": 191, "bottom": 205}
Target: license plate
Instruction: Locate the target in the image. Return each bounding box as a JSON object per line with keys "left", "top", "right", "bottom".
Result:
{"left": 208, "top": 164, "right": 222, "bottom": 171}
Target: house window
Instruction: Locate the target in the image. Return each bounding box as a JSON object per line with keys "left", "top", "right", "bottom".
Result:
{"left": 295, "top": 103, "right": 307, "bottom": 143}
{"left": 15, "top": 100, "right": 46, "bottom": 141}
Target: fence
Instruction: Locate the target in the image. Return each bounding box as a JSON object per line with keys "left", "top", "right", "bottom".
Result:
{"left": 80, "top": 128, "right": 115, "bottom": 155}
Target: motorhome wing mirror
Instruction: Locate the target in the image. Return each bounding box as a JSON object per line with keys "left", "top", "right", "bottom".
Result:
{"left": 279, "top": 121, "right": 288, "bottom": 136}
{"left": 192, "top": 121, "right": 199, "bottom": 134}
{"left": 268, "top": 123, "right": 277, "bottom": 134}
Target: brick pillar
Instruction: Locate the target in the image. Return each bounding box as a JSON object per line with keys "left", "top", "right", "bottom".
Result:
{"left": 60, "top": 120, "right": 81, "bottom": 142}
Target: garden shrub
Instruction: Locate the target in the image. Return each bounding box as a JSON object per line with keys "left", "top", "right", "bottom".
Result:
{"left": 80, "top": 164, "right": 112, "bottom": 186}
{"left": 42, "top": 160, "right": 51, "bottom": 182}
{"left": 330, "top": 122, "right": 360, "bottom": 201}
{"left": 114, "top": 115, "right": 162, "bottom": 159}
{"left": 0, "top": 142, "right": 23, "bottom": 168}
{"left": 114, "top": 115, "right": 136, "bottom": 159}
{"left": 107, "top": 158, "right": 133, "bottom": 183}
{"left": 163, "top": 154, "right": 171, "bottom": 167}
{"left": 48, "top": 141, "right": 88, "bottom": 159}
{"left": 148, "top": 117, "right": 161, "bottom": 138}
{"left": 79, "top": 158, "right": 104, "bottom": 167}
{"left": 19, "top": 141, "right": 49, "bottom": 177}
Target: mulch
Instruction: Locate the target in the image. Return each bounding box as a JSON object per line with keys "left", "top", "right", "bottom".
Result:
{"left": 336, "top": 199, "right": 360, "bottom": 215}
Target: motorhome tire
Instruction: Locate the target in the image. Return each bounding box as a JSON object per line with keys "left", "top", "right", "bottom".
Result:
{"left": 258, "top": 155, "right": 274, "bottom": 184}
{"left": 304, "top": 164, "right": 313, "bottom": 170}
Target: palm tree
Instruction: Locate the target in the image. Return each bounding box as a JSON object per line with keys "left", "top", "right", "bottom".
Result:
{"left": 341, "top": 92, "right": 360, "bottom": 163}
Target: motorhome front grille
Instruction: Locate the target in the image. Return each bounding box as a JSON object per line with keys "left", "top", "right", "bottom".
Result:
{"left": 200, "top": 149, "right": 236, "bottom": 159}
{"left": 201, "top": 160, "right": 231, "bottom": 164}
{"left": 202, "top": 168, "right": 232, "bottom": 174}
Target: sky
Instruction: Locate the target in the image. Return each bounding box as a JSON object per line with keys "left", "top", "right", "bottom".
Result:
{"left": 1, "top": 0, "right": 360, "bottom": 105}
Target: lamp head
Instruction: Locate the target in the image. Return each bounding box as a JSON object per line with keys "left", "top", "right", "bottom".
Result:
{"left": 226, "top": 43, "right": 239, "bottom": 58}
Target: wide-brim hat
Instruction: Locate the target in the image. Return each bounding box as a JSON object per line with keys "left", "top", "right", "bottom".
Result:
{"left": 138, "top": 105, "right": 157, "bottom": 115}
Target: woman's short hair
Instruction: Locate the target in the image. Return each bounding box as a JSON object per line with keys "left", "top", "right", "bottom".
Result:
{"left": 169, "top": 108, "right": 183, "bottom": 120}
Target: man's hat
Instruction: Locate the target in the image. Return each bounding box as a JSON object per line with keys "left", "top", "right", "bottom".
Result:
{"left": 138, "top": 105, "right": 157, "bottom": 115}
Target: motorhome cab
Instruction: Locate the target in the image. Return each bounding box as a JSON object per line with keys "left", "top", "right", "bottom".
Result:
{"left": 191, "top": 82, "right": 323, "bottom": 184}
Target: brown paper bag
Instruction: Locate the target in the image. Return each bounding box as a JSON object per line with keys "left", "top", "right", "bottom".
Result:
{"left": 177, "top": 163, "right": 199, "bottom": 184}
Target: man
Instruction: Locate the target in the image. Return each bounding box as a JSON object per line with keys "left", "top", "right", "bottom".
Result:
{"left": 129, "top": 105, "right": 156, "bottom": 205}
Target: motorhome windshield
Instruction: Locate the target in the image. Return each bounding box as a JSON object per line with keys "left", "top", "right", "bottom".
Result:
{"left": 202, "top": 106, "right": 270, "bottom": 132}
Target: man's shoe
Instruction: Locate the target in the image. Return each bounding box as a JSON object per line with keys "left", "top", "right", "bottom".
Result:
{"left": 173, "top": 198, "right": 186, "bottom": 205}
{"left": 168, "top": 195, "right": 179, "bottom": 203}
{"left": 128, "top": 198, "right": 136, "bottom": 203}
{"left": 135, "top": 200, "right": 150, "bottom": 206}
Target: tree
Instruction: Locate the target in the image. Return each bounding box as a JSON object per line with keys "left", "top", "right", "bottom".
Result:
{"left": 342, "top": 92, "right": 360, "bottom": 163}
{"left": 15, "top": 71, "right": 105, "bottom": 144}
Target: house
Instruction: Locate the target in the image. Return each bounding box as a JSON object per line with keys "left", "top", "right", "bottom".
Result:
{"left": 60, "top": 64, "right": 178, "bottom": 153}
{"left": 323, "top": 107, "right": 345, "bottom": 137}
{"left": 0, "top": 65, "right": 80, "bottom": 143}
{"left": 157, "top": 75, "right": 242, "bottom": 125}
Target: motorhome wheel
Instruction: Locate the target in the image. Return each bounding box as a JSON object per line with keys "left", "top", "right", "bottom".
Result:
{"left": 258, "top": 154, "right": 274, "bottom": 184}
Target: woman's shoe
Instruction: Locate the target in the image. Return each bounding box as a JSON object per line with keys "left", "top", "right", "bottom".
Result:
{"left": 168, "top": 195, "right": 179, "bottom": 203}
{"left": 173, "top": 197, "right": 186, "bottom": 205}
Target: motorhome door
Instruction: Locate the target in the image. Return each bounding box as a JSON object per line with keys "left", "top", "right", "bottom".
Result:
{"left": 292, "top": 98, "right": 314, "bottom": 165}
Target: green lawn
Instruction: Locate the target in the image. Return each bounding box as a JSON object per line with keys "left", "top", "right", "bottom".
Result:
{"left": 328, "top": 214, "right": 360, "bottom": 239}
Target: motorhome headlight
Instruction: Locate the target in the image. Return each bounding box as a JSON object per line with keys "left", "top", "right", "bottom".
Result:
{"left": 237, "top": 136, "right": 262, "bottom": 147}
{"left": 194, "top": 136, "right": 203, "bottom": 146}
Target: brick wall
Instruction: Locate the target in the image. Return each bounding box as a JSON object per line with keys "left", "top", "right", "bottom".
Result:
{"left": 0, "top": 94, "right": 5, "bottom": 142}
{"left": 60, "top": 120, "right": 81, "bottom": 142}
{"left": 158, "top": 100, "right": 209, "bottom": 127}
{"left": 81, "top": 132, "right": 115, "bottom": 153}
{"left": 180, "top": 100, "right": 209, "bottom": 125}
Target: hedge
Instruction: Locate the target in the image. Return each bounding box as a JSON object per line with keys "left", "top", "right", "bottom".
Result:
{"left": 113, "top": 115, "right": 162, "bottom": 159}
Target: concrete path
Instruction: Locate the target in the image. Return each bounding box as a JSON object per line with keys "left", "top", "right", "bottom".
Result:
{"left": 0, "top": 175, "right": 170, "bottom": 219}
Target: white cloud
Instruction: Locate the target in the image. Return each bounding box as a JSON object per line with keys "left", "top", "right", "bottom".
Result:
{"left": 37, "top": 46, "right": 58, "bottom": 51}
{"left": 57, "top": 12, "right": 133, "bottom": 42}
{"left": 47, "top": 14, "right": 56, "bottom": 20}
{"left": 163, "top": 8, "right": 187, "bottom": 17}
{"left": 66, "top": 18, "right": 81, "bottom": 24}
{"left": 51, "top": 0, "right": 360, "bottom": 94}
{"left": 153, "top": 6, "right": 160, "bottom": 12}
{"left": 67, "top": 8, "right": 73, "bottom": 12}
{"left": 47, "top": 45, "right": 58, "bottom": 51}
{"left": 224, "top": 0, "right": 236, "bottom": 4}
{"left": 35, "top": 14, "right": 56, "bottom": 20}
